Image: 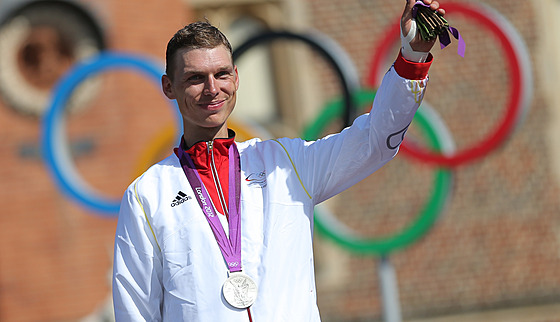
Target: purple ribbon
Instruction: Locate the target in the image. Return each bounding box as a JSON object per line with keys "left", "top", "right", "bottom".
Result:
{"left": 175, "top": 143, "right": 242, "bottom": 273}
{"left": 412, "top": 0, "right": 465, "bottom": 57}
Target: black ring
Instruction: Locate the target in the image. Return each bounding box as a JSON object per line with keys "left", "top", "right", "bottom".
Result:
{"left": 233, "top": 30, "right": 359, "bottom": 129}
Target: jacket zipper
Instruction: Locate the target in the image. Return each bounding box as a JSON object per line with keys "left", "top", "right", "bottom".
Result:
{"left": 208, "top": 141, "right": 229, "bottom": 219}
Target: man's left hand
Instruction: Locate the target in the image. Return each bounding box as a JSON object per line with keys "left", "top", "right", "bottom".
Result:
{"left": 401, "top": 0, "right": 445, "bottom": 53}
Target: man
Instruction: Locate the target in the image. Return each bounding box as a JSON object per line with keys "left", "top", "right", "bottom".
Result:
{"left": 113, "top": 0, "right": 444, "bottom": 320}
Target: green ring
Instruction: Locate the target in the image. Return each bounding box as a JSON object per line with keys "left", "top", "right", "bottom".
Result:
{"left": 307, "top": 89, "right": 454, "bottom": 255}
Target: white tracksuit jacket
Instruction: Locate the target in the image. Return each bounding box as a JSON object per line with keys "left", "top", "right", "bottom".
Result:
{"left": 113, "top": 56, "right": 429, "bottom": 321}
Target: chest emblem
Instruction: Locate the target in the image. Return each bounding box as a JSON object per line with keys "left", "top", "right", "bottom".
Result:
{"left": 245, "top": 171, "right": 267, "bottom": 188}
{"left": 171, "top": 190, "right": 192, "bottom": 207}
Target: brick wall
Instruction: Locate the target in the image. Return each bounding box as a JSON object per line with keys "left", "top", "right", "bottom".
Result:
{"left": 0, "top": 0, "right": 187, "bottom": 320}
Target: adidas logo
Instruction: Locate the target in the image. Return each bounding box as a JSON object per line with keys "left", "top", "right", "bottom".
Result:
{"left": 171, "top": 191, "right": 192, "bottom": 207}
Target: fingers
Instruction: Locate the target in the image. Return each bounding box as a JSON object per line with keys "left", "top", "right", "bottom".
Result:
{"left": 423, "top": 0, "right": 445, "bottom": 15}
{"left": 405, "top": 0, "right": 445, "bottom": 17}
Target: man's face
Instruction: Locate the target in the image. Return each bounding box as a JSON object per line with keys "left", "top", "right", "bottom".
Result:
{"left": 162, "top": 45, "right": 239, "bottom": 140}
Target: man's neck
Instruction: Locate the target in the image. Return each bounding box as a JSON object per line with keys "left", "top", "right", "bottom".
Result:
{"left": 182, "top": 126, "right": 230, "bottom": 149}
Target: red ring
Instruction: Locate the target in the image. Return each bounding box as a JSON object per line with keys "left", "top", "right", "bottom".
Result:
{"left": 367, "top": 3, "right": 524, "bottom": 167}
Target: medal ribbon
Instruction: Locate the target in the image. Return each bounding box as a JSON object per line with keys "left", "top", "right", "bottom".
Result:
{"left": 175, "top": 143, "right": 242, "bottom": 273}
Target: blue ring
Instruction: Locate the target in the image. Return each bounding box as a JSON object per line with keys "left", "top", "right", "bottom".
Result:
{"left": 42, "top": 52, "right": 181, "bottom": 216}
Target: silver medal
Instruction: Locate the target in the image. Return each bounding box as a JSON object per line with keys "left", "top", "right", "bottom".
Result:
{"left": 222, "top": 272, "right": 258, "bottom": 309}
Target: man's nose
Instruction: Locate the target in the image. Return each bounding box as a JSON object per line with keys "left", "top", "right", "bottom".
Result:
{"left": 203, "top": 77, "right": 219, "bottom": 95}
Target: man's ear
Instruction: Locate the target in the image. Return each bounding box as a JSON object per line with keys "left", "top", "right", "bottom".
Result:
{"left": 234, "top": 65, "right": 239, "bottom": 90}
{"left": 161, "top": 74, "right": 175, "bottom": 99}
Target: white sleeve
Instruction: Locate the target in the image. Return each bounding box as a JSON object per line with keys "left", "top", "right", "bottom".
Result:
{"left": 112, "top": 180, "right": 163, "bottom": 321}
{"left": 277, "top": 64, "right": 428, "bottom": 204}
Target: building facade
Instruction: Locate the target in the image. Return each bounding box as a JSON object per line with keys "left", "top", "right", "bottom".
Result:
{"left": 0, "top": 0, "right": 558, "bottom": 321}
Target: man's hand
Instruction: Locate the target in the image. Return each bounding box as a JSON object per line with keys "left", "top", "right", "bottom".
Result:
{"left": 401, "top": 0, "right": 445, "bottom": 54}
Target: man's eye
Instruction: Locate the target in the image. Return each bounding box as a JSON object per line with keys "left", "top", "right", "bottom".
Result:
{"left": 216, "top": 71, "right": 231, "bottom": 78}
{"left": 188, "top": 75, "right": 204, "bottom": 82}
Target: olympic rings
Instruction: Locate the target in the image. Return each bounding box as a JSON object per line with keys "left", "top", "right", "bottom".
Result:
{"left": 42, "top": 52, "right": 181, "bottom": 215}
{"left": 306, "top": 88, "right": 455, "bottom": 255}
{"left": 233, "top": 29, "right": 361, "bottom": 129}
{"left": 367, "top": 2, "right": 533, "bottom": 167}
{"left": 41, "top": 2, "right": 530, "bottom": 255}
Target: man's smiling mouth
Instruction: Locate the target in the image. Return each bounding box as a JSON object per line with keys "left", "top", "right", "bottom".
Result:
{"left": 200, "top": 100, "right": 225, "bottom": 110}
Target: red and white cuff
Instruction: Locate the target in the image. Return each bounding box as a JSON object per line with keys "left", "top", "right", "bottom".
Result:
{"left": 393, "top": 50, "right": 433, "bottom": 80}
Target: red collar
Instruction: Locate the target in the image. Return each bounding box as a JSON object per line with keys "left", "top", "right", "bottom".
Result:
{"left": 181, "top": 130, "right": 236, "bottom": 173}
